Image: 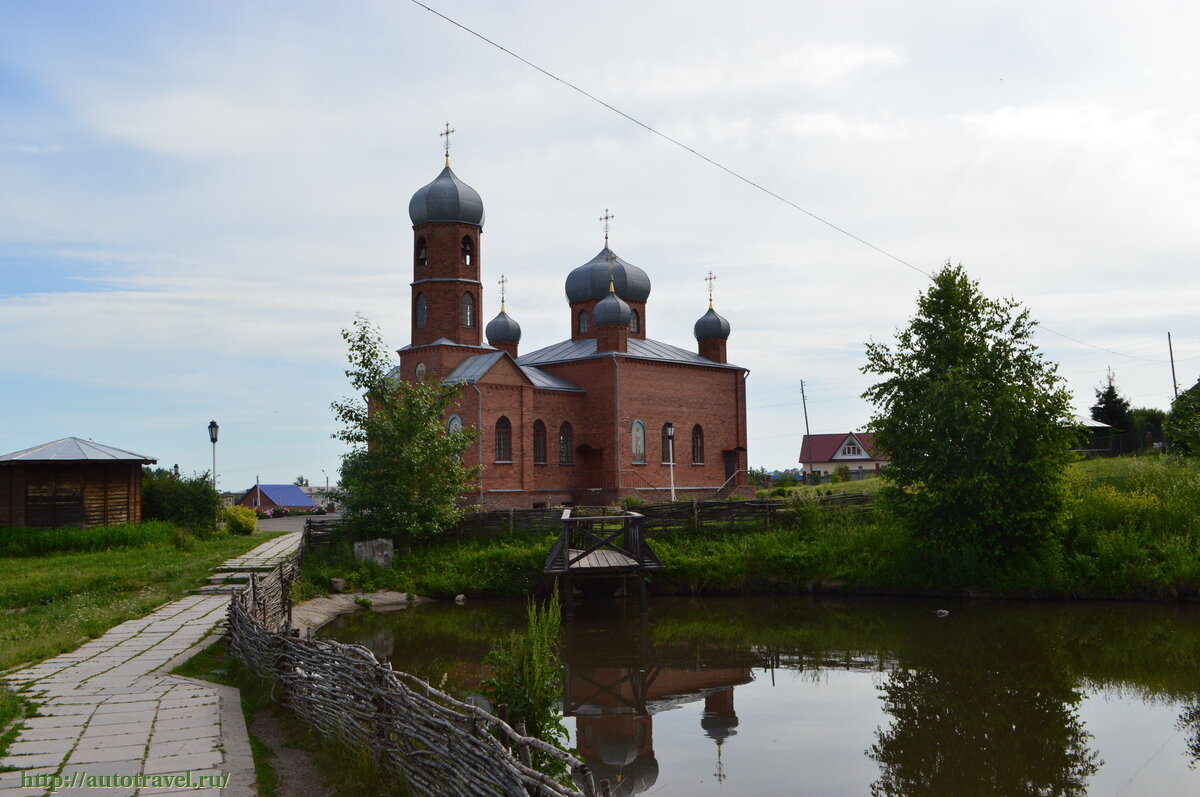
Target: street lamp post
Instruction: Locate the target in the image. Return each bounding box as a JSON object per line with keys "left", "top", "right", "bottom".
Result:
{"left": 666, "top": 422, "right": 676, "bottom": 502}
{"left": 208, "top": 420, "right": 219, "bottom": 492}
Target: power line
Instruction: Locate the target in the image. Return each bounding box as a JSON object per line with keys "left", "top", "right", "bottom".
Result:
{"left": 410, "top": 0, "right": 1170, "bottom": 367}
{"left": 409, "top": 0, "right": 929, "bottom": 280}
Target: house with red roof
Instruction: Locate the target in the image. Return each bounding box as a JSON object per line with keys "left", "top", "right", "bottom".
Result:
{"left": 798, "top": 432, "right": 887, "bottom": 483}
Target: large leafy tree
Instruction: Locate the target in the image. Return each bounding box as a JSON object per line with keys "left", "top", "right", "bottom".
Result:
{"left": 331, "top": 315, "right": 477, "bottom": 542}
{"left": 1090, "top": 367, "right": 1132, "bottom": 431}
{"left": 862, "top": 263, "right": 1080, "bottom": 562}
{"left": 1164, "top": 378, "right": 1200, "bottom": 455}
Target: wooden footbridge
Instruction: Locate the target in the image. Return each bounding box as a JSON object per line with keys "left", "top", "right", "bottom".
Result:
{"left": 544, "top": 508, "right": 664, "bottom": 610}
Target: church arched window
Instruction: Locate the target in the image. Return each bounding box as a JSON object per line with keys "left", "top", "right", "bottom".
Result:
{"left": 691, "top": 425, "right": 705, "bottom": 464}
{"left": 416, "top": 237, "right": 427, "bottom": 267}
{"left": 495, "top": 416, "right": 512, "bottom": 462}
{"left": 661, "top": 423, "right": 674, "bottom": 463}
{"left": 533, "top": 420, "right": 547, "bottom": 464}
{"left": 461, "top": 236, "right": 473, "bottom": 266}
{"left": 579, "top": 311, "right": 589, "bottom": 334}
{"left": 631, "top": 420, "right": 646, "bottom": 464}
{"left": 559, "top": 422, "right": 574, "bottom": 464}
{"left": 461, "top": 293, "right": 476, "bottom": 327}
{"left": 630, "top": 309, "right": 640, "bottom": 334}
{"left": 415, "top": 293, "right": 427, "bottom": 329}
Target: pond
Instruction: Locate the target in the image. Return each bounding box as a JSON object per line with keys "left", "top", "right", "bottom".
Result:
{"left": 320, "top": 595, "right": 1200, "bottom": 796}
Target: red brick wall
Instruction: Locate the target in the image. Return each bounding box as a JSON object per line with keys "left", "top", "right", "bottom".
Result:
{"left": 569, "top": 299, "right": 647, "bottom": 341}
{"left": 411, "top": 221, "right": 484, "bottom": 347}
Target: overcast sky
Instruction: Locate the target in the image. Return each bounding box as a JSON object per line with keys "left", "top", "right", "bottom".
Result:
{"left": 2, "top": 0, "right": 1198, "bottom": 485}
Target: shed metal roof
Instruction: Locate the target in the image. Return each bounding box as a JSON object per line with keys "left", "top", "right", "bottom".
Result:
{"left": 517, "top": 337, "right": 743, "bottom": 370}
{"left": 0, "top": 437, "right": 156, "bottom": 463}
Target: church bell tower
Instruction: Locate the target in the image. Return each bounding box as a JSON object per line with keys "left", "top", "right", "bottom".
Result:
{"left": 407, "top": 125, "right": 486, "bottom": 348}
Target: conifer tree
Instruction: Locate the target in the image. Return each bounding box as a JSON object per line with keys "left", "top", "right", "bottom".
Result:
{"left": 1090, "top": 368, "right": 1133, "bottom": 431}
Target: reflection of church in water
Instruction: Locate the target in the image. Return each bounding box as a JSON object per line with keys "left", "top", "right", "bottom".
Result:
{"left": 563, "top": 606, "right": 754, "bottom": 794}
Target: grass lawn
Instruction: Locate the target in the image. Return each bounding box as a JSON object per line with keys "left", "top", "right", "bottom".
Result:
{"left": 0, "top": 530, "right": 281, "bottom": 672}
{"left": 783, "top": 475, "right": 885, "bottom": 499}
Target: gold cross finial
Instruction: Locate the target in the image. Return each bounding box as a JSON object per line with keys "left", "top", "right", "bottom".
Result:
{"left": 599, "top": 208, "right": 614, "bottom": 247}
{"left": 440, "top": 123, "right": 455, "bottom": 166}
{"left": 706, "top": 271, "right": 717, "bottom": 308}
{"left": 498, "top": 274, "right": 508, "bottom": 311}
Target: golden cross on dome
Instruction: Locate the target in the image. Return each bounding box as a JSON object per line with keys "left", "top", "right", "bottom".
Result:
{"left": 440, "top": 122, "right": 455, "bottom": 165}
{"left": 605, "top": 245, "right": 617, "bottom": 294}
{"left": 599, "top": 208, "right": 614, "bottom": 247}
{"left": 706, "top": 271, "right": 717, "bottom": 308}
{"left": 498, "top": 274, "right": 508, "bottom": 310}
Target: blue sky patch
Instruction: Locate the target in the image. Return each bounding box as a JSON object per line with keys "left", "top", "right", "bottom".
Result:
{"left": 0, "top": 253, "right": 137, "bottom": 296}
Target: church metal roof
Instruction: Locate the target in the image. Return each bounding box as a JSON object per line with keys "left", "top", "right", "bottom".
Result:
{"left": 517, "top": 337, "right": 743, "bottom": 370}
{"left": 443, "top": 352, "right": 584, "bottom": 392}
{"left": 397, "top": 338, "right": 495, "bottom": 352}
{"left": 0, "top": 437, "right": 156, "bottom": 463}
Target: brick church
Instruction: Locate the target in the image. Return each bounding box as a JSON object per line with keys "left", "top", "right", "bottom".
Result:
{"left": 394, "top": 151, "right": 751, "bottom": 508}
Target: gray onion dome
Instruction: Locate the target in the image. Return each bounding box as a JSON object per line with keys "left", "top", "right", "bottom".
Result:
{"left": 408, "top": 166, "right": 485, "bottom": 226}
{"left": 485, "top": 309, "right": 521, "bottom": 344}
{"left": 693, "top": 306, "right": 731, "bottom": 340}
{"left": 565, "top": 248, "right": 651, "bottom": 303}
{"left": 593, "top": 291, "right": 632, "bottom": 327}
{"left": 701, "top": 710, "right": 739, "bottom": 742}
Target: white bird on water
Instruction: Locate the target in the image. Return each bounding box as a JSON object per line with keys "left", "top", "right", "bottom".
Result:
{"left": 934, "top": 609, "right": 950, "bottom": 617}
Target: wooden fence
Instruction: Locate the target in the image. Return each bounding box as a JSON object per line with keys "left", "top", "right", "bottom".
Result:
{"left": 227, "top": 558, "right": 597, "bottom": 796}
{"left": 447, "top": 493, "right": 875, "bottom": 538}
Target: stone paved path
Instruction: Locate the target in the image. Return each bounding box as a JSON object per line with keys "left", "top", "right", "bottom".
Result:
{"left": 0, "top": 532, "right": 303, "bottom": 797}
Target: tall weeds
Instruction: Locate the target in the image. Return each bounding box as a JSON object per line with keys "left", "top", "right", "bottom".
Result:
{"left": 481, "top": 587, "right": 569, "bottom": 778}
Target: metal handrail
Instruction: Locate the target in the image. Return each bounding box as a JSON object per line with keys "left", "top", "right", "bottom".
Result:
{"left": 710, "top": 468, "right": 747, "bottom": 500}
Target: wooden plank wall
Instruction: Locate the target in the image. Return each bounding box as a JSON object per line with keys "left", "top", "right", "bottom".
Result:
{"left": 0, "top": 463, "right": 142, "bottom": 528}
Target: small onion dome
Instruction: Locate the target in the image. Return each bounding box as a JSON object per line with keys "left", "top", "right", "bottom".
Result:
{"left": 693, "top": 306, "right": 731, "bottom": 340}
{"left": 593, "top": 290, "right": 632, "bottom": 327}
{"left": 485, "top": 309, "right": 521, "bottom": 344}
{"left": 408, "top": 166, "right": 485, "bottom": 226}
{"left": 565, "top": 248, "right": 652, "bottom": 303}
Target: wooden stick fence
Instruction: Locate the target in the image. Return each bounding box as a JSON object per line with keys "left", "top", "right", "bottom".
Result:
{"left": 446, "top": 493, "right": 875, "bottom": 538}
{"left": 227, "top": 560, "right": 595, "bottom": 797}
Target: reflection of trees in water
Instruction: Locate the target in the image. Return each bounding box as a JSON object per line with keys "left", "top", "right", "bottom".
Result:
{"left": 868, "top": 652, "right": 1099, "bottom": 797}
{"left": 1179, "top": 703, "right": 1200, "bottom": 769}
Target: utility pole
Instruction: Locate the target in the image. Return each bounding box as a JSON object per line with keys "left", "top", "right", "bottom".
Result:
{"left": 801, "top": 380, "right": 814, "bottom": 485}
{"left": 1169, "top": 332, "right": 1180, "bottom": 400}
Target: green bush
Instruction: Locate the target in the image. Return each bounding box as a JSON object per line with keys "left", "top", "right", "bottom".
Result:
{"left": 223, "top": 506, "right": 258, "bottom": 536}
{"left": 621, "top": 494, "right": 646, "bottom": 509}
{"left": 141, "top": 468, "right": 220, "bottom": 534}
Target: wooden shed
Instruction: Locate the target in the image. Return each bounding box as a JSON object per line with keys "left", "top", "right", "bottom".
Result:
{"left": 0, "top": 438, "right": 157, "bottom": 529}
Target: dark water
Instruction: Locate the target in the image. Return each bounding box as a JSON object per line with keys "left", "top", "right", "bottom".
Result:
{"left": 320, "top": 596, "right": 1200, "bottom": 796}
